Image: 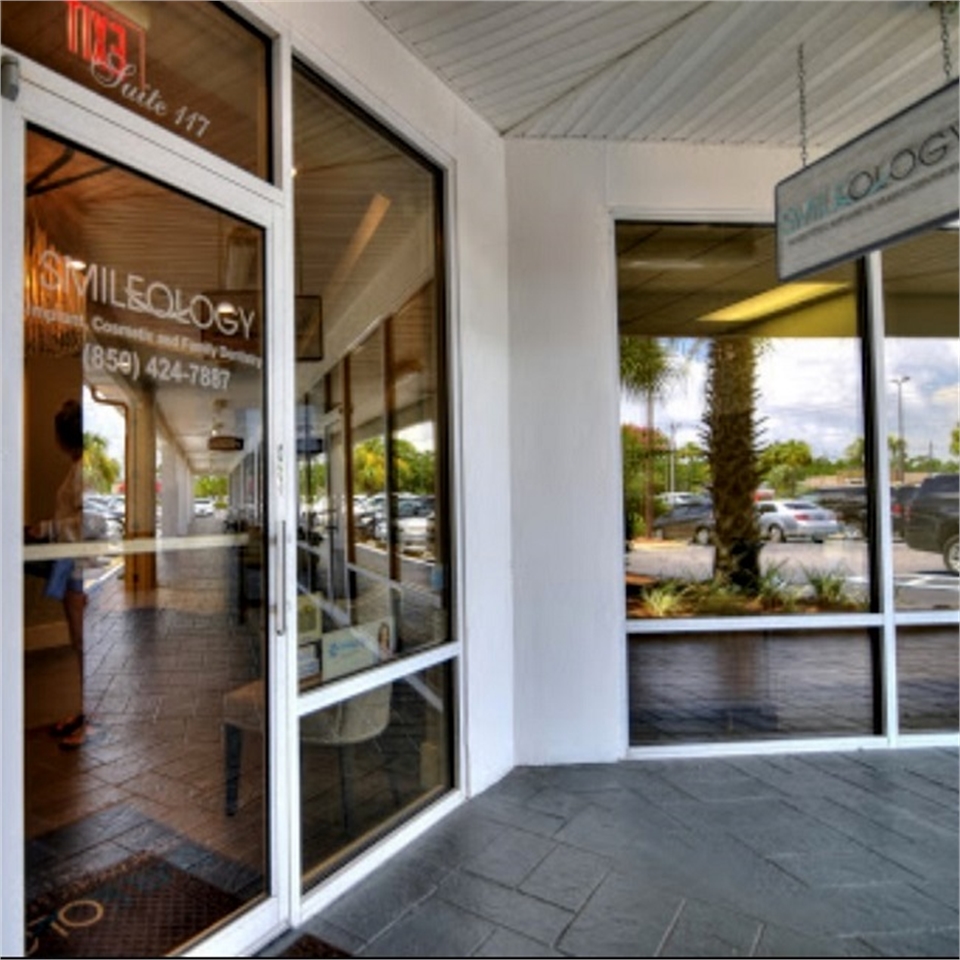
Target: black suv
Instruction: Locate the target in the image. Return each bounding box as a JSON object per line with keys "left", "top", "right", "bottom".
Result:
{"left": 805, "top": 484, "right": 921, "bottom": 539}
{"left": 804, "top": 485, "right": 866, "bottom": 536}
{"left": 904, "top": 474, "right": 959, "bottom": 573}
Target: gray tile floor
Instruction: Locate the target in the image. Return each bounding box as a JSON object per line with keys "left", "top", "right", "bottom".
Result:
{"left": 262, "top": 747, "right": 959, "bottom": 958}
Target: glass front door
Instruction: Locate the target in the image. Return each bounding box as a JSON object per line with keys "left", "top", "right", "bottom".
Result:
{"left": 20, "top": 125, "right": 272, "bottom": 957}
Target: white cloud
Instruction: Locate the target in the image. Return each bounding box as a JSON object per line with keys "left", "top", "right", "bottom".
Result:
{"left": 621, "top": 336, "right": 959, "bottom": 461}
{"left": 885, "top": 338, "right": 959, "bottom": 460}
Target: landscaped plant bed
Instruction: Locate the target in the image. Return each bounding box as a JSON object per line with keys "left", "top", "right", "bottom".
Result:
{"left": 627, "top": 568, "right": 867, "bottom": 619}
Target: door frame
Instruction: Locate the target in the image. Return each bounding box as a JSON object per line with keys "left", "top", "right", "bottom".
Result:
{"left": 1, "top": 53, "right": 295, "bottom": 959}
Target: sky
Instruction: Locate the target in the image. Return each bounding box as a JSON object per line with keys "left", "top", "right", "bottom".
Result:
{"left": 622, "top": 337, "right": 960, "bottom": 464}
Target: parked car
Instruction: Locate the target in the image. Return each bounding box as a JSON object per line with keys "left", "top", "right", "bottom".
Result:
{"left": 354, "top": 493, "right": 386, "bottom": 539}
{"left": 804, "top": 484, "right": 921, "bottom": 539}
{"left": 652, "top": 499, "right": 714, "bottom": 545}
{"left": 396, "top": 514, "right": 434, "bottom": 553}
{"left": 904, "top": 474, "right": 959, "bottom": 573}
{"left": 756, "top": 500, "right": 839, "bottom": 542}
{"left": 82, "top": 494, "right": 123, "bottom": 539}
{"left": 373, "top": 496, "right": 434, "bottom": 543}
{"left": 193, "top": 497, "right": 215, "bottom": 517}
{"left": 657, "top": 491, "right": 704, "bottom": 508}
{"left": 803, "top": 485, "right": 866, "bottom": 536}
{"left": 891, "top": 484, "right": 920, "bottom": 539}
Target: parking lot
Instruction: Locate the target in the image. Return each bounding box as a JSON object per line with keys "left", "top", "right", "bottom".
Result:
{"left": 627, "top": 536, "right": 958, "bottom": 611}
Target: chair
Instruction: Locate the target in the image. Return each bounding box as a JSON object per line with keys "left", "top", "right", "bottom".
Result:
{"left": 223, "top": 680, "right": 399, "bottom": 830}
{"left": 301, "top": 683, "right": 399, "bottom": 834}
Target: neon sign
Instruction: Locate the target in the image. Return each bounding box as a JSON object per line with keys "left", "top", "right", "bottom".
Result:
{"left": 64, "top": 0, "right": 146, "bottom": 84}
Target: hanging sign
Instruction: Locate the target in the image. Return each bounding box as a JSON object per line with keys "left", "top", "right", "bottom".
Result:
{"left": 776, "top": 79, "right": 959, "bottom": 281}
{"left": 208, "top": 436, "right": 244, "bottom": 452}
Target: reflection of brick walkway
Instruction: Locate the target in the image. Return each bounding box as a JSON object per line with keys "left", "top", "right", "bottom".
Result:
{"left": 629, "top": 630, "right": 958, "bottom": 744}
{"left": 25, "top": 545, "right": 267, "bottom": 934}
{"left": 26, "top": 536, "right": 443, "bottom": 942}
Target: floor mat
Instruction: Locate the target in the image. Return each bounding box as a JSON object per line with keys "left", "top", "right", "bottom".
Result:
{"left": 27, "top": 851, "right": 243, "bottom": 958}
{"left": 276, "top": 934, "right": 352, "bottom": 958}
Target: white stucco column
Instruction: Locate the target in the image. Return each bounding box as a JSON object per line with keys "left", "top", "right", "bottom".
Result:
{"left": 507, "top": 141, "right": 626, "bottom": 763}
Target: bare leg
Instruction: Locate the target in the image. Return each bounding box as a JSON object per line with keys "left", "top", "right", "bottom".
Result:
{"left": 63, "top": 588, "right": 86, "bottom": 697}
{"left": 58, "top": 588, "right": 87, "bottom": 747}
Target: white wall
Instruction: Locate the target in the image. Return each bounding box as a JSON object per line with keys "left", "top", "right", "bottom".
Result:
{"left": 262, "top": 1, "right": 515, "bottom": 793}
{"left": 506, "top": 139, "right": 800, "bottom": 764}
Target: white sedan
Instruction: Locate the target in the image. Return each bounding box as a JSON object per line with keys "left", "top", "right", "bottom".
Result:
{"left": 756, "top": 500, "right": 839, "bottom": 543}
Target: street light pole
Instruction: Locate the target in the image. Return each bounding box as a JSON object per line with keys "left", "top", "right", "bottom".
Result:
{"left": 669, "top": 422, "right": 677, "bottom": 492}
{"left": 891, "top": 375, "right": 910, "bottom": 484}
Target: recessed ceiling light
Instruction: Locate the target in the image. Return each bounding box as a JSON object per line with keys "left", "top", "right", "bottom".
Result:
{"left": 702, "top": 282, "right": 848, "bottom": 322}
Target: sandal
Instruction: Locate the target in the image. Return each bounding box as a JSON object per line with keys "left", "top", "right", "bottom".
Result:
{"left": 50, "top": 714, "right": 85, "bottom": 738}
{"left": 58, "top": 724, "right": 88, "bottom": 749}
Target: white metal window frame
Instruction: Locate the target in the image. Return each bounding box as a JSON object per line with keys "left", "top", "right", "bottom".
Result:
{"left": 281, "top": 30, "right": 466, "bottom": 931}
{"left": 611, "top": 211, "right": 960, "bottom": 763}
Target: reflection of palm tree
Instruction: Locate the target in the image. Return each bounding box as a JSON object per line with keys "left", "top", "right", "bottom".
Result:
{"left": 887, "top": 435, "right": 907, "bottom": 484}
{"left": 702, "top": 338, "right": 763, "bottom": 587}
{"left": 760, "top": 440, "right": 812, "bottom": 497}
{"left": 82, "top": 431, "right": 121, "bottom": 493}
{"left": 843, "top": 436, "right": 866, "bottom": 476}
{"left": 620, "top": 337, "right": 678, "bottom": 536}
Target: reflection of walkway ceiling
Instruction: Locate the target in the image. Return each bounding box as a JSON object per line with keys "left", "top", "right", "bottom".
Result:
{"left": 616, "top": 223, "right": 858, "bottom": 338}
{"left": 366, "top": 1, "right": 957, "bottom": 154}
{"left": 616, "top": 223, "right": 959, "bottom": 338}
{"left": 25, "top": 132, "right": 263, "bottom": 478}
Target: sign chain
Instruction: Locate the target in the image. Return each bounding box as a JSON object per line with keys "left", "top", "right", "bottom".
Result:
{"left": 939, "top": 2, "right": 955, "bottom": 80}
{"left": 797, "top": 44, "right": 808, "bottom": 168}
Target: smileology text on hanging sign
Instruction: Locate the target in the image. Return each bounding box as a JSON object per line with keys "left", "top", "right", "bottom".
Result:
{"left": 776, "top": 79, "right": 959, "bottom": 281}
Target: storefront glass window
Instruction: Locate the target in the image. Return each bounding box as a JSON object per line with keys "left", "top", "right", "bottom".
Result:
{"left": 291, "top": 61, "right": 453, "bottom": 887}
{"left": 618, "top": 223, "right": 866, "bottom": 622}
{"left": 2, "top": 1, "right": 271, "bottom": 179}
{"left": 293, "top": 62, "right": 450, "bottom": 692}
{"left": 883, "top": 229, "right": 959, "bottom": 610}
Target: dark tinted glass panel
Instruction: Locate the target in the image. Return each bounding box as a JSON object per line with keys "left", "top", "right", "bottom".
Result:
{"left": 299, "top": 663, "right": 454, "bottom": 889}
{"left": 629, "top": 629, "right": 876, "bottom": 744}
{"left": 898, "top": 625, "right": 959, "bottom": 732}
{"left": 2, "top": 1, "right": 271, "bottom": 178}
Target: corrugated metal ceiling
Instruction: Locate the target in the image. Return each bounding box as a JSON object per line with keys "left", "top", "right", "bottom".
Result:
{"left": 366, "top": 1, "right": 958, "bottom": 153}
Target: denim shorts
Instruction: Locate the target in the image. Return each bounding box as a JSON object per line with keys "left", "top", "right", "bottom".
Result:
{"left": 44, "top": 558, "right": 82, "bottom": 601}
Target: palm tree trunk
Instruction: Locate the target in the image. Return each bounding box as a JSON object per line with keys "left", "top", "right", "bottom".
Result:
{"left": 703, "top": 338, "right": 762, "bottom": 588}
{"left": 645, "top": 390, "right": 655, "bottom": 538}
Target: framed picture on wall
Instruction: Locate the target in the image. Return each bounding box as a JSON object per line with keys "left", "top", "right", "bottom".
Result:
{"left": 296, "top": 295, "right": 323, "bottom": 361}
